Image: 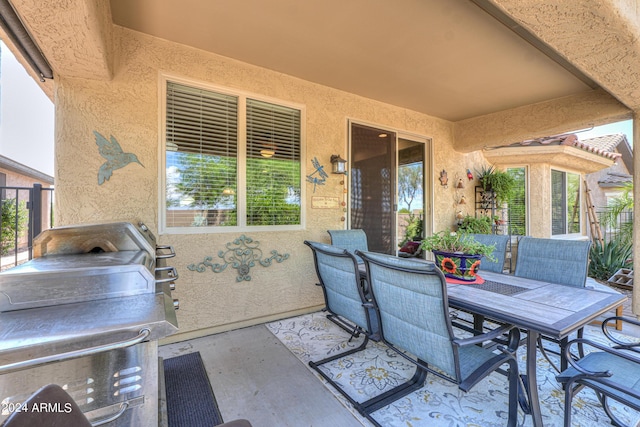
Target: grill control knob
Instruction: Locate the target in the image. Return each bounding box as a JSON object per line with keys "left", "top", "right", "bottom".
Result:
{"left": 173, "top": 299, "right": 180, "bottom": 310}
{"left": 169, "top": 281, "right": 176, "bottom": 291}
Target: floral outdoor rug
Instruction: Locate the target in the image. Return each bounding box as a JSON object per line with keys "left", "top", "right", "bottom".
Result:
{"left": 266, "top": 311, "right": 639, "bottom": 427}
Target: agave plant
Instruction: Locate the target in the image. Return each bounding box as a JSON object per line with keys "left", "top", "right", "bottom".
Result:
{"left": 588, "top": 236, "right": 633, "bottom": 281}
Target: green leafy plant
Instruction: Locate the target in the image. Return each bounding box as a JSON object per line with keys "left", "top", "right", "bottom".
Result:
{"left": 400, "top": 214, "right": 424, "bottom": 246}
{"left": 588, "top": 237, "right": 633, "bottom": 281}
{"left": 0, "top": 198, "right": 29, "bottom": 255}
{"left": 476, "top": 165, "right": 517, "bottom": 204}
{"left": 600, "top": 182, "right": 633, "bottom": 247}
{"left": 420, "top": 231, "right": 496, "bottom": 262}
{"left": 457, "top": 215, "right": 492, "bottom": 234}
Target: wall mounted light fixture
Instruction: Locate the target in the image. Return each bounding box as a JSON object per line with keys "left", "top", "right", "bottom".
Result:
{"left": 330, "top": 154, "right": 347, "bottom": 174}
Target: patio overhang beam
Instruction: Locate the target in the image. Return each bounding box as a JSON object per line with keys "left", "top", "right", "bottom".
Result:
{"left": 454, "top": 89, "right": 630, "bottom": 153}
{"left": 0, "top": 0, "right": 52, "bottom": 81}
{"left": 483, "top": 145, "right": 615, "bottom": 174}
{"left": 9, "top": 0, "right": 113, "bottom": 81}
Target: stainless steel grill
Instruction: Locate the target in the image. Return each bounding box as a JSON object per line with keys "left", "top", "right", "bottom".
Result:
{"left": 0, "top": 221, "right": 179, "bottom": 427}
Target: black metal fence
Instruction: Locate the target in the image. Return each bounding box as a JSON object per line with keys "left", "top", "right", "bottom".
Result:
{"left": 595, "top": 209, "right": 633, "bottom": 243}
{"left": 0, "top": 184, "right": 54, "bottom": 270}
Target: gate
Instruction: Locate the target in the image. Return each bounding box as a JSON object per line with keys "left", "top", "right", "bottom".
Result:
{"left": 0, "top": 184, "right": 54, "bottom": 270}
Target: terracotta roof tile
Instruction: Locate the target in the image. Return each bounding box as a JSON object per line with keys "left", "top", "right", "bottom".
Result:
{"left": 598, "top": 171, "right": 632, "bottom": 186}
{"left": 512, "top": 133, "right": 622, "bottom": 160}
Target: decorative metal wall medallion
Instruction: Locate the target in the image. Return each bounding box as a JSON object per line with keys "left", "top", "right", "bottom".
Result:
{"left": 94, "top": 131, "right": 144, "bottom": 185}
{"left": 187, "top": 235, "right": 289, "bottom": 282}
{"left": 306, "top": 157, "right": 327, "bottom": 192}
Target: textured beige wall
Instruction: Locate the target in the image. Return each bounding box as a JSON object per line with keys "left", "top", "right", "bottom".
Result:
{"left": 455, "top": 89, "right": 629, "bottom": 153}
{"left": 54, "top": 27, "right": 478, "bottom": 339}
{"left": 586, "top": 159, "right": 631, "bottom": 209}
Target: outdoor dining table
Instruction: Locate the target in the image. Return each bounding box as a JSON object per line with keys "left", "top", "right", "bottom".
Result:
{"left": 446, "top": 270, "right": 628, "bottom": 427}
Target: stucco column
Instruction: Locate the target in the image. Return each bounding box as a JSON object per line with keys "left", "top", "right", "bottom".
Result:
{"left": 634, "top": 112, "right": 640, "bottom": 316}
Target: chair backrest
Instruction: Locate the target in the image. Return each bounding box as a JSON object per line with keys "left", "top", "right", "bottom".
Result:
{"left": 327, "top": 229, "right": 368, "bottom": 262}
{"left": 357, "top": 251, "right": 459, "bottom": 380}
{"left": 468, "top": 233, "right": 509, "bottom": 274}
{"left": 514, "top": 237, "right": 591, "bottom": 288}
{"left": 304, "top": 240, "right": 370, "bottom": 332}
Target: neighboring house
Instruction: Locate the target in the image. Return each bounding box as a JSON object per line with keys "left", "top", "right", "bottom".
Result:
{"left": 0, "top": 154, "right": 54, "bottom": 251}
{"left": 583, "top": 134, "right": 633, "bottom": 209}
{"left": 0, "top": 153, "right": 54, "bottom": 188}
{"left": 3, "top": 1, "right": 640, "bottom": 337}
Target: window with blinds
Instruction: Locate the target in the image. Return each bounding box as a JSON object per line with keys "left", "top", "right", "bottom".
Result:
{"left": 246, "top": 99, "right": 301, "bottom": 226}
{"left": 551, "top": 169, "right": 581, "bottom": 236}
{"left": 163, "top": 80, "right": 302, "bottom": 230}
{"left": 506, "top": 167, "right": 526, "bottom": 236}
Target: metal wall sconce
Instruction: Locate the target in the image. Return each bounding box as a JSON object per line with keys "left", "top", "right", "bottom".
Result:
{"left": 330, "top": 154, "right": 347, "bottom": 174}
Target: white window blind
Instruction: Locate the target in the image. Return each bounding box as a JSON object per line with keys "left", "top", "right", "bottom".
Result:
{"left": 163, "top": 79, "right": 302, "bottom": 230}
{"left": 506, "top": 168, "right": 526, "bottom": 236}
{"left": 551, "top": 169, "right": 580, "bottom": 235}
{"left": 165, "top": 82, "right": 238, "bottom": 227}
{"left": 246, "top": 99, "right": 301, "bottom": 226}
{"left": 551, "top": 170, "right": 565, "bottom": 235}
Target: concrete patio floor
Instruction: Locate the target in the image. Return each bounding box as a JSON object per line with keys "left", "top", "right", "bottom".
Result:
{"left": 159, "top": 322, "right": 367, "bottom": 427}
{"left": 159, "top": 292, "right": 638, "bottom": 427}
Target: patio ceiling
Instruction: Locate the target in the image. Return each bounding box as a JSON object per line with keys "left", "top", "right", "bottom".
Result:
{"left": 109, "top": 0, "right": 597, "bottom": 122}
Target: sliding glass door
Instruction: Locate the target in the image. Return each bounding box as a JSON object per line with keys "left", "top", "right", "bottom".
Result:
{"left": 349, "top": 122, "right": 429, "bottom": 255}
{"left": 350, "top": 123, "right": 396, "bottom": 254}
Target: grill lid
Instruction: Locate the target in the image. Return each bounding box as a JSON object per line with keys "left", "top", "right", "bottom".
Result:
{"left": 33, "top": 222, "right": 157, "bottom": 258}
{"left": 0, "top": 291, "right": 178, "bottom": 374}
{"left": 0, "top": 251, "right": 156, "bottom": 312}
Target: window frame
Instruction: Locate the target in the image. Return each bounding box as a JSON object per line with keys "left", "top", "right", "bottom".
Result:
{"left": 550, "top": 168, "right": 582, "bottom": 238}
{"left": 158, "top": 74, "right": 306, "bottom": 234}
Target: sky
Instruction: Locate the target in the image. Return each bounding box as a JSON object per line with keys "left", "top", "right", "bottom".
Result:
{"left": 0, "top": 41, "right": 54, "bottom": 176}
{"left": 570, "top": 119, "right": 634, "bottom": 146}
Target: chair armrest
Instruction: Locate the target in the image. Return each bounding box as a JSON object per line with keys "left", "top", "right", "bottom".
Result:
{"left": 602, "top": 316, "right": 640, "bottom": 350}
{"left": 453, "top": 323, "right": 519, "bottom": 353}
{"left": 563, "top": 337, "right": 640, "bottom": 377}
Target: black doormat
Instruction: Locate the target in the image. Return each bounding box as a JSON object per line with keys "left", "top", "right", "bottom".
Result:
{"left": 164, "top": 351, "right": 224, "bottom": 427}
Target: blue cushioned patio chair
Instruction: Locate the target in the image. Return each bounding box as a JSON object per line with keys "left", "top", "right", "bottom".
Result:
{"left": 557, "top": 316, "right": 640, "bottom": 427}
{"left": 327, "top": 229, "right": 368, "bottom": 263}
{"left": 514, "top": 237, "right": 591, "bottom": 372}
{"left": 356, "top": 250, "right": 521, "bottom": 427}
{"left": 469, "top": 233, "right": 509, "bottom": 274}
{"left": 304, "top": 240, "right": 379, "bottom": 351}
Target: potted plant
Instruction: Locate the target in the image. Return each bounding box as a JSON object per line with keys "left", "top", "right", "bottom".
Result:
{"left": 476, "top": 165, "right": 516, "bottom": 205}
{"left": 420, "top": 231, "right": 496, "bottom": 281}
{"left": 493, "top": 214, "right": 506, "bottom": 225}
{"left": 457, "top": 215, "right": 492, "bottom": 234}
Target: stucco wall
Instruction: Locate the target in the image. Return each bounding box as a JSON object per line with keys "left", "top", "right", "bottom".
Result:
{"left": 53, "top": 27, "right": 483, "bottom": 340}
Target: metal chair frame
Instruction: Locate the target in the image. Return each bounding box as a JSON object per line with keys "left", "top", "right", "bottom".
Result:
{"left": 357, "top": 250, "right": 522, "bottom": 427}
{"left": 303, "top": 239, "right": 384, "bottom": 411}
{"left": 557, "top": 316, "right": 640, "bottom": 427}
